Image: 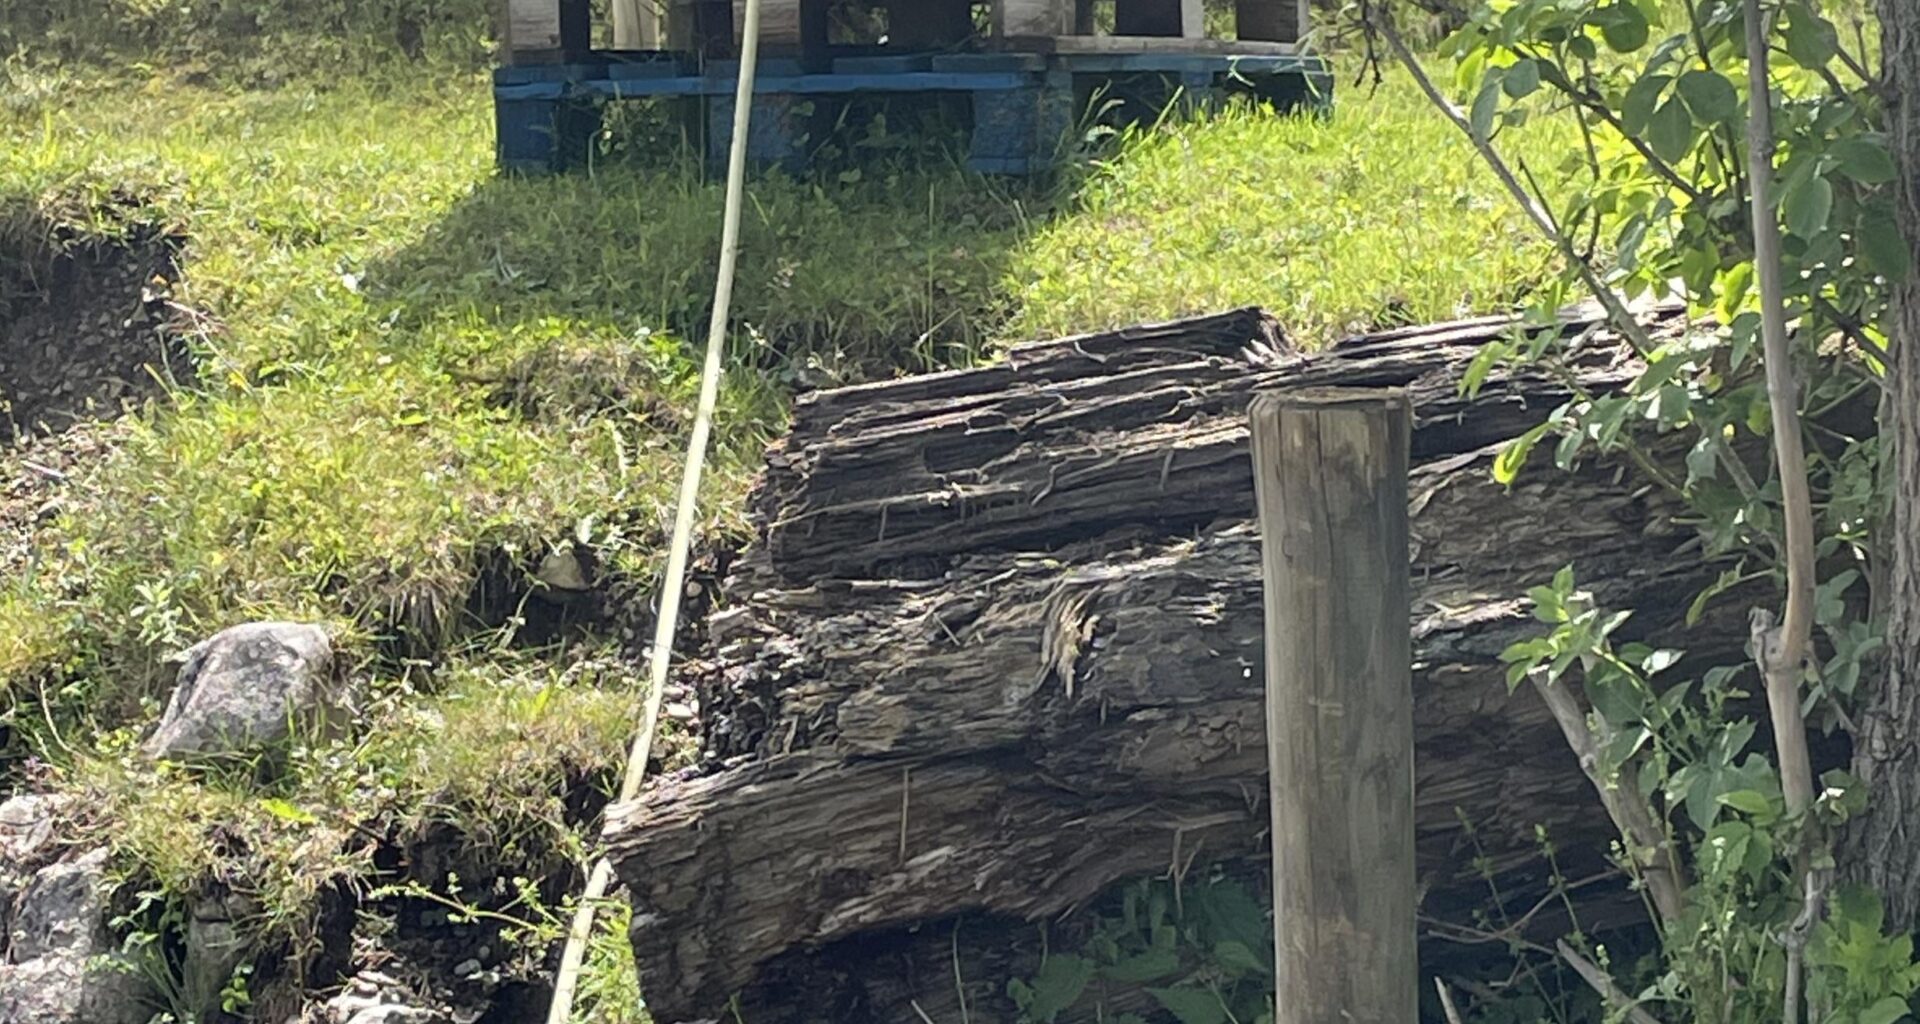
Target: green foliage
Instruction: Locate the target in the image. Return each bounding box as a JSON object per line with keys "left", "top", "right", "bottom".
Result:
{"left": 1009, "top": 877, "right": 1274, "bottom": 1024}
{"left": 1500, "top": 568, "right": 1918, "bottom": 1022}
{"left": 0, "top": 0, "right": 498, "bottom": 70}
{"left": 1418, "top": 13, "right": 1904, "bottom": 1014}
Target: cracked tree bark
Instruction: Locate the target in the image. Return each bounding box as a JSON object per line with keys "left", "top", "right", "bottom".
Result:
{"left": 1841, "top": 1, "right": 1920, "bottom": 933}
{"left": 605, "top": 305, "right": 1766, "bottom": 1024}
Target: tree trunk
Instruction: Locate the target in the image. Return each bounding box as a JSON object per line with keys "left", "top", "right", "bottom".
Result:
{"left": 604, "top": 304, "right": 1778, "bottom": 1023}
{"left": 1843, "top": 2, "right": 1920, "bottom": 931}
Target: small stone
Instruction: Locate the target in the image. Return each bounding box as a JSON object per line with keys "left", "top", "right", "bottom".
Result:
{"left": 143, "top": 621, "right": 339, "bottom": 763}
{"left": 535, "top": 548, "right": 590, "bottom": 592}
{"left": 452, "top": 959, "right": 481, "bottom": 978}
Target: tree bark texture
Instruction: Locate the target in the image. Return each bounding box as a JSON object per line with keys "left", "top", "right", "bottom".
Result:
{"left": 605, "top": 304, "right": 1753, "bottom": 1023}
{"left": 1843, "top": 1, "right": 1920, "bottom": 932}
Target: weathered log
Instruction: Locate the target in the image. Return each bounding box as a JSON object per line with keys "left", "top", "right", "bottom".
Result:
{"left": 606, "top": 305, "right": 1725, "bottom": 1023}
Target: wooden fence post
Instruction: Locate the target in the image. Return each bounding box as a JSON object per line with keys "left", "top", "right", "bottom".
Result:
{"left": 1249, "top": 387, "right": 1416, "bottom": 1024}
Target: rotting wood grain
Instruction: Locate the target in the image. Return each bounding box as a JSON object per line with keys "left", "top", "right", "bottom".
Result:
{"left": 605, "top": 303, "right": 1731, "bottom": 1024}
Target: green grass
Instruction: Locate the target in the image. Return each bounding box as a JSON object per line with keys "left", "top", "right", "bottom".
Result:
{"left": 0, "top": 49, "right": 1565, "bottom": 1015}
{"left": 1008, "top": 91, "right": 1567, "bottom": 340}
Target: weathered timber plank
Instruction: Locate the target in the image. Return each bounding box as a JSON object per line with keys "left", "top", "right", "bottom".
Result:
{"left": 1252, "top": 389, "right": 1416, "bottom": 1024}
{"left": 611, "top": 446, "right": 1732, "bottom": 1021}
{"left": 605, "top": 304, "right": 1713, "bottom": 1023}
{"left": 753, "top": 306, "right": 1681, "bottom": 582}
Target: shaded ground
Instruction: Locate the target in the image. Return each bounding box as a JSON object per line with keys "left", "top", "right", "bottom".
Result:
{"left": 0, "top": 211, "right": 188, "bottom": 440}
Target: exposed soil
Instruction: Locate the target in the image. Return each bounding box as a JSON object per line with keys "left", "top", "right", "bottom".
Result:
{"left": 0, "top": 208, "right": 191, "bottom": 580}
{"left": 0, "top": 215, "right": 189, "bottom": 441}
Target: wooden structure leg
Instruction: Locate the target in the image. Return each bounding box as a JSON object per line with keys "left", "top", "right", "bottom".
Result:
{"left": 1234, "top": 0, "right": 1306, "bottom": 42}
{"left": 495, "top": 85, "right": 602, "bottom": 173}
{"left": 1250, "top": 387, "right": 1417, "bottom": 1024}
{"left": 707, "top": 93, "right": 810, "bottom": 171}
{"left": 503, "top": 0, "right": 593, "bottom": 62}
{"left": 967, "top": 70, "right": 1074, "bottom": 174}
{"left": 1113, "top": 0, "right": 1201, "bottom": 37}
{"left": 992, "top": 0, "right": 1073, "bottom": 40}
{"left": 734, "top": 0, "right": 827, "bottom": 56}
{"left": 889, "top": 0, "right": 977, "bottom": 48}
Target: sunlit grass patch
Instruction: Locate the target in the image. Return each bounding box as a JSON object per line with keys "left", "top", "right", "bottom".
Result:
{"left": 1008, "top": 75, "right": 1570, "bottom": 344}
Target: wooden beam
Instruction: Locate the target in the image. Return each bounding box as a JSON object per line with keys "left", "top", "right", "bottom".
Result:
{"left": 996, "top": 34, "right": 1298, "bottom": 53}
{"left": 1234, "top": 0, "right": 1306, "bottom": 43}
{"left": 1250, "top": 387, "right": 1416, "bottom": 1024}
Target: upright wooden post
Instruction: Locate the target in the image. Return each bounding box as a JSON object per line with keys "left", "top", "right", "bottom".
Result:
{"left": 1249, "top": 387, "right": 1416, "bottom": 1024}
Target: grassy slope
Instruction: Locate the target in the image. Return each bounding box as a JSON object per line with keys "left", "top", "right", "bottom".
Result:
{"left": 0, "top": 56, "right": 1564, "bottom": 1014}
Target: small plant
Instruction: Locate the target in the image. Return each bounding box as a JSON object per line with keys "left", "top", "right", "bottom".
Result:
{"left": 1499, "top": 568, "right": 1919, "bottom": 1023}
{"left": 1009, "top": 875, "right": 1274, "bottom": 1024}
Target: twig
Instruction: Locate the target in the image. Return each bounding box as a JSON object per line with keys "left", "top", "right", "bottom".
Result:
{"left": 1418, "top": 869, "right": 1620, "bottom": 947}
{"left": 1371, "top": 10, "right": 1660, "bottom": 358}
{"left": 1436, "top": 979, "right": 1468, "bottom": 1024}
{"left": 1557, "top": 939, "right": 1666, "bottom": 1024}
{"left": 1531, "top": 673, "right": 1688, "bottom": 924}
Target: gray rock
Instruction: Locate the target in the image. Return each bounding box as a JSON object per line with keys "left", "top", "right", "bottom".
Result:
{"left": 183, "top": 892, "right": 256, "bottom": 1016}
{"left": 534, "top": 548, "right": 591, "bottom": 593}
{"left": 0, "top": 794, "right": 67, "bottom": 950}
{"left": 143, "top": 621, "right": 338, "bottom": 761}
{"left": 0, "top": 845, "right": 153, "bottom": 1024}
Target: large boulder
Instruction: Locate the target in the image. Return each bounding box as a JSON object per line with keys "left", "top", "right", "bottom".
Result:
{"left": 0, "top": 797, "right": 153, "bottom": 1024}
{"left": 143, "top": 621, "right": 339, "bottom": 761}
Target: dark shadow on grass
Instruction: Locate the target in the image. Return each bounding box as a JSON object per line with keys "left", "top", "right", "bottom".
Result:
{"left": 363, "top": 101, "right": 1053, "bottom": 389}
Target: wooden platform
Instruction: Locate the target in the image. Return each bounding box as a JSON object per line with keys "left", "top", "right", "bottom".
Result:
{"left": 493, "top": 47, "right": 1331, "bottom": 174}
{"left": 494, "top": 0, "right": 1325, "bottom": 174}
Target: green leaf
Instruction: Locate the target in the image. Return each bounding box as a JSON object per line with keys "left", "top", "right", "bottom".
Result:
{"left": 1621, "top": 73, "right": 1672, "bottom": 134}
{"left": 1103, "top": 949, "right": 1182, "bottom": 985}
{"left": 1648, "top": 97, "right": 1694, "bottom": 163}
{"left": 1783, "top": 6, "right": 1840, "bottom": 70}
{"left": 1858, "top": 996, "right": 1909, "bottom": 1024}
{"left": 1023, "top": 955, "right": 1094, "bottom": 1022}
{"left": 258, "top": 797, "right": 317, "bottom": 825}
{"left": 1149, "top": 987, "right": 1229, "bottom": 1024}
{"left": 1703, "top": 820, "right": 1753, "bottom": 875}
{"left": 1598, "top": 2, "right": 1650, "bottom": 52}
{"left": 1460, "top": 338, "right": 1510, "bottom": 398}
{"left": 1829, "top": 137, "right": 1899, "bottom": 183}
{"left": 1470, "top": 78, "right": 1503, "bottom": 143}
{"left": 1503, "top": 59, "right": 1542, "bottom": 98}
{"left": 1861, "top": 215, "right": 1914, "bottom": 281}
{"left": 1676, "top": 70, "right": 1737, "bottom": 124}
{"left": 1784, "top": 175, "right": 1835, "bottom": 239}
{"left": 1584, "top": 667, "right": 1643, "bottom": 726}
{"left": 1718, "top": 789, "right": 1774, "bottom": 816}
{"left": 1494, "top": 422, "right": 1552, "bottom": 485}
{"left": 1211, "top": 941, "right": 1266, "bottom": 977}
